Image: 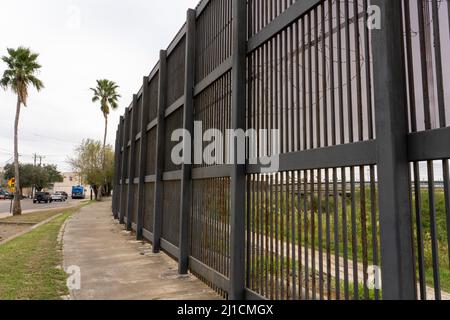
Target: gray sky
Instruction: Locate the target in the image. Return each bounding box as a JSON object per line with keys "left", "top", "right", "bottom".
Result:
{"left": 0, "top": 0, "right": 199, "bottom": 172}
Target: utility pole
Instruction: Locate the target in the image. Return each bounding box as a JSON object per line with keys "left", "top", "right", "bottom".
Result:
{"left": 32, "top": 154, "right": 45, "bottom": 198}
{"left": 33, "top": 154, "right": 44, "bottom": 166}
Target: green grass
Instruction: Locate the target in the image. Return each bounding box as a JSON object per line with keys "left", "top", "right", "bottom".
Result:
{"left": 0, "top": 212, "right": 72, "bottom": 300}
{"left": 248, "top": 254, "right": 380, "bottom": 300}
{"left": 0, "top": 209, "right": 65, "bottom": 224}
{"left": 246, "top": 187, "right": 450, "bottom": 295}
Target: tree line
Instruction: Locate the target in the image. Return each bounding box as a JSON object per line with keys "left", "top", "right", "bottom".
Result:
{"left": 2, "top": 163, "right": 63, "bottom": 193}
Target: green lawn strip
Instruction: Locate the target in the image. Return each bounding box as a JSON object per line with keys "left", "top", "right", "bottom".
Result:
{"left": 0, "top": 209, "right": 66, "bottom": 225}
{"left": 247, "top": 188, "right": 450, "bottom": 293}
{"left": 0, "top": 201, "right": 93, "bottom": 225}
{"left": 0, "top": 212, "right": 71, "bottom": 300}
{"left": 249, "top": 255, "right": 380, "bottom": 300}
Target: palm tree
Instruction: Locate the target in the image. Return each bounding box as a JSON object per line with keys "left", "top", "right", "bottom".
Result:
{"left": 1, "top": 47, "right": 44, "bottom": 215}
{"left": 90, "top": 79, "right": 120, "bottom": 198}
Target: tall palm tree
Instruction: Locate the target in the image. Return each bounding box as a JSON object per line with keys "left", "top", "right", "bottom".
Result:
{"left": 90, "top": 79, "right": 120, "bottom": 198}
{"left": 1, "top": 47, "right": 44, "bottom": 215}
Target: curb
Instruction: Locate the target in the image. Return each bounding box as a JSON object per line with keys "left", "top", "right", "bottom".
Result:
{"left": 0, "top": 213, "right": 64, "bottom": 246}
{"left": 0, "top": 201, "right": 88, "bottom": 218}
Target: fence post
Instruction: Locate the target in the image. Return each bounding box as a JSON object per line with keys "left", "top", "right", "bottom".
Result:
{"left": 119, "top": 113, "right": 129, "bottom": 224}
{"left": 113, "top": 127, "right": 120, "bottom": 218}
{"left": 372, "top": 0, "right": 416, "bottom": 299}
{"left": 153, "top": 50, "right": 168, "bottom": 253}
{"left": 115, "top": 122, "right": 124, "bottom": 219}
{"left": 136, "top": 77, "right": 150, "bottom": 240}
{"left": 126, "top": 95, "right": 138, "bottom": 231}
{"left": 230, "top": 0, "right": 247, "bottom": 300}
{"left": 179, "top": 8, "right": 196, "bottom": 275}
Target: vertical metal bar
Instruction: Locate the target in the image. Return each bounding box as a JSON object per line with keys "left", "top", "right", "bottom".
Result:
{"left": 230, "top": 0, "right": 247, "bottom": 300}
{"left": 249, "top": 175, "right": 256, "bottom": 290}
{"left": 275, "top": 172, "right": 280, "bottom": 299}
{"left": 113, "top": 128, "right": 119, "bottom": 217}
{"left": 297, "top": 170, "right": 303, "bottom": 300}
{"left": 310, "top": 169, "right": 316, "bottom": 300}
{"left": 417, "top": 0, "right": 433, "bottom": 130}
{"left": 360, "top": 166, "right": 369, "bottom": 299}
{"left": 126, "top": 96, "right": 138, "bottom": 231}
{"left": 446, "top": 0, "right": 450, "bottom": 42}
{"left": 427, "top": 160, "right": 441, "bottom": 299}
{"left": 281, "top": 172, "right": 286, "bottom": 299}
{"left": 117, "top": 128, "right": 122, "bottom": 216}
{"left": 256, "top": 174, "right": 261, "bottom": 293}
{"left": 302, "top": 18, "right": 307, "bottom": 151}
{"left": 354, "top": 0, "right": 363, "bottom": 142}
{"left": 308, "top": 13, "right": 313, "bottom": 151}
{"left": 303, "top": 170, "right": 309, "bottom": 299}
{"left": 350, "top": 166, "right": 358, "bottom": 299}
{"left": 112, "top": 129, "right": 118, "bottom": 217}
{"left": 332, "top": 167, "right": 340, "bottom": 300}
{"left": 269, "top": 173, "right": 275, "bottom": 299}
{"left": 341, "top": 167, "right": 349, "bottom": 300}
{"left": 136, "top": 77, "right": 150, "bottom": 240}
{"left": 344, "top": 0, "right": 354, "bottom": 144}
{"left": 295, "top": 20, "right": 301, "bottom": 153}
{"left": 369, "top": 165, "right": 380, "bottom": 300}
{"left": 114, "top": 121, "right": 123, "bottom": 219}
{"left": 317, "top": 169, "right": 324, "bottom": 300}
{"left": 363, "top": 0, "right": 374, "bottom": 140}
{"left": 404, "top": 0, "right": 426, "bottom": 300}
{"left": 325, "top": 168, "right": 331, "bottom": 299}
{"left": 153, "top": 50, "right": 168, "bottom": 253}
{"left": 329, "top": 0, "right": 336, "bottom": 147}
{"left": 337, "top": 0, "right": 345, "bottom": 145}
{"left": 321, "top": 2, "right": 328, "bottom": 148}
{"left": 372, "top": 0, "right": 416, "bottom": 300}
{"left": 247, "top": 176, "right": 252, "bottom": 289}
{"left": 248, "top": 13, "right": 255, "bottom": 289}
{"left": 443, "top": 160, "right": 450, "bottom": 267}
{"left": 261, "top": 179, "right": 266, "bottom": 294}
{"left": 179, "top": 9, "right": 196, "bottom": 274}
{"left": 291, "top": 172, "right": 296, "bottom": 300}
{"left": 314, "top": 7, "right": 320, "bottom": 150}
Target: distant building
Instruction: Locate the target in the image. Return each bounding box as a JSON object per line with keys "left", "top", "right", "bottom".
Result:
{"left": 51, "top": 172, "right": 91, "bottom": 196}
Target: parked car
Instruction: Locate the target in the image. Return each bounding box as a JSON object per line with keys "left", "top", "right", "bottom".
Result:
{"left": 51, "top": 192, "right": 66, "bottom": 202}
{"left": 33, "top": 192, "right": 52, "bottom": 204}
{"left": 60, "top": 192, "right": 68, "bottom": 201}
{"left": 0, "top": 190, "right": 13, "bottom": 200}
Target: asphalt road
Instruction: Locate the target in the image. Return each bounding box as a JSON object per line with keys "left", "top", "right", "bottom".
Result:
{"left": 0, "top": 198, "right": 86, "bottom": 216}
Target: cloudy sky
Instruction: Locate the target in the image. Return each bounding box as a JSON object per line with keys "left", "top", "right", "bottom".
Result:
{"left": 0, "top": 0, "right": 199, "bottom": 171}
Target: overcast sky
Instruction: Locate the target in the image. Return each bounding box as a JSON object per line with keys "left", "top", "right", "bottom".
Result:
{"left": 0, "top": 0, "right": 199, "bottom": 172}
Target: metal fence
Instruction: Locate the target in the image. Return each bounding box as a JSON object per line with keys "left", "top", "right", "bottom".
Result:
{"left": 112, "top": 0, "right": 450, "bottom": 300}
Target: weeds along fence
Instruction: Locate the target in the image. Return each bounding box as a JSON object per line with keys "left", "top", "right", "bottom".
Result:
{"left": 112, "top": 0, "right": 450, "bottom": 300}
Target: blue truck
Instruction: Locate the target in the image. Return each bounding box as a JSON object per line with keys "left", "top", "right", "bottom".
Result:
{"left": 71, "top": 185, "right": 86, "bottom": 199}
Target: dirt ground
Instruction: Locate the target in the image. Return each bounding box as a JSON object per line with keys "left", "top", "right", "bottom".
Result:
{"left": 0, "top": 224, "right": 30, "bottom": 242}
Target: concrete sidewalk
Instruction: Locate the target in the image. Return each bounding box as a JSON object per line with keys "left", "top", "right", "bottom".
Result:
{"left": 63, "top": 200, "right": 220, "bottom": 300}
